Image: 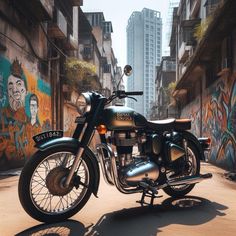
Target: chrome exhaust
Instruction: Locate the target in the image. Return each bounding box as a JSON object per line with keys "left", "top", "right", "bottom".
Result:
{"left": 167, "top": 173, "right": 212, "bottom": 187}
{"left": 96, "top": 144, "right": 114, "bottom": 186}
{"left": 96, "top": 143, "right": 142, "bottom": 194}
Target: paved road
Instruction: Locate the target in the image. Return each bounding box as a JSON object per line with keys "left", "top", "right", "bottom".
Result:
{"left": 0, "top": 162, "right": 236, "bottom": 236}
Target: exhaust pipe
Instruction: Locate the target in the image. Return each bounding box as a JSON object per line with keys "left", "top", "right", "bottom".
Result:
{"left": 167, "top": 173, "right": 212, "bottom": 187}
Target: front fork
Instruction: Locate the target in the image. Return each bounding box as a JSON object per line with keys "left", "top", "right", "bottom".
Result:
{"left": 64, "top": 97, "right": 106, "bottom": 188}
{"left": 64, "top": 147, "right": 85, "bottom": 187}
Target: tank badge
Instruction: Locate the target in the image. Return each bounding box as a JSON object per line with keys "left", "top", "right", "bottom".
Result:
{"left": 116, "top": 113, "right": 133, "bottom": 121}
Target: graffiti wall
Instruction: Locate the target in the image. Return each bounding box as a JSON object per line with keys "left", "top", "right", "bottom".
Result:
{"left": 0, "top": 56, "right": 52, "bottom": 170}
{"left": 182, "top": 72, "right": 236, "bottom": 171}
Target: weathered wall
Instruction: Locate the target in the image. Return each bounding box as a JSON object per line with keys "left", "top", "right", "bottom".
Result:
{"left": 63, "top": 91, "right": 78, "bottom": 137}
{"left": 0, "top": 55, "right": 51, "bottom": 170}
{"left": 181, "top": 72, "right": 236, "bottom": 171}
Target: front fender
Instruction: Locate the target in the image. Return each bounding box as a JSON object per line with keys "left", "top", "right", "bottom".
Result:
{"left": 35, "top": 137, "right": 100, "bottom": 197}
{"left": 35, "top": 137, "right": 79, "bottom": 151}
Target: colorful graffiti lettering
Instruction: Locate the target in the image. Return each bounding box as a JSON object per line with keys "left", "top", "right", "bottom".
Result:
{"left": 0, "top": 56, "right": 52, "bottom": 170}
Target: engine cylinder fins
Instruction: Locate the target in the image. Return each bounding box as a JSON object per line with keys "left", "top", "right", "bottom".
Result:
{"left": 114, "top": 131, "right": 137, "bottom": 146}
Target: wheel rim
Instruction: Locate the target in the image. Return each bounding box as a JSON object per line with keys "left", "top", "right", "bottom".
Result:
{"left": 29, "top": 151, "right": 89, "bottom": 215}
{"left": 167, "top": 147, "right": 197, "bottom": 191}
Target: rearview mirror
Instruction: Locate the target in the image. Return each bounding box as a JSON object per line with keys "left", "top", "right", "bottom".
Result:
{"left": 124, "top": 65, "right": 132, "bottom": 76}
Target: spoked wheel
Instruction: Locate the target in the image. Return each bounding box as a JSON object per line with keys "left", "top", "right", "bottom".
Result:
{"left": 163, "top": 140, "right": 200, "bottom": 198}
{"left": 18, "top": 147, "right": 94, "bottom": 223}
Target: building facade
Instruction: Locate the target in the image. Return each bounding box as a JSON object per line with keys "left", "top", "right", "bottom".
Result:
{"left": 163, "top": 0, "right": 180, "bottom": 56}
{"left": 0, "top": 0, "right": 120, "bottom": 170}
{"left": 151, "top": 56, "right": 176, "bottom": 120}
{"left": 0, "top": 0, "right": 84, "bottom": 170}
{"left": 173, "top": 0, "right": 236, "bottom": 171}
{"left": 126, "top": 8, "right": 162, "bottom": 118}
{"left": 85, "top": 12, "right": 116, "bottom": 97}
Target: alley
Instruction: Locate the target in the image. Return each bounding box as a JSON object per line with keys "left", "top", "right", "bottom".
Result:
{"left": 0, "top": 162, "right": 236, "bottom": 236}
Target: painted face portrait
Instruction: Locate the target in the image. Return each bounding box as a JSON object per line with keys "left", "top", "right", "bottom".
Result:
{"left": 7, "top": 74, "right": 27, "bottom": 111}
{"left": 29, "top": 94, "right": 39, "bottom": 126}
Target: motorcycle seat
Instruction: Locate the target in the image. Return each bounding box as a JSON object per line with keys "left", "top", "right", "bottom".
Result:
{"left": 147, "top": 118, "right": 191, "bottom": 131}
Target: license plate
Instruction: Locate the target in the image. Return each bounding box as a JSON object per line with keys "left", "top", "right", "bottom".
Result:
{"left": 33, "top": 130, "right": 63, "bottom": 144}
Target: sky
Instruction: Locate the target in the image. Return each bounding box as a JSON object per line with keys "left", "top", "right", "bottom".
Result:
{"left": 82, "top": 0, "right": 169, "bottom": 68}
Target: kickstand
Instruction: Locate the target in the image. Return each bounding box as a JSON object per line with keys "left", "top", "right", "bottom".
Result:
{"left": 136, "top": 190, "right": 162, "bottom": 207}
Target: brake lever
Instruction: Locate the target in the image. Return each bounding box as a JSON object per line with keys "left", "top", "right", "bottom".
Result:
{"left": 127, "top": 96, "right": 137, "bottom": 102}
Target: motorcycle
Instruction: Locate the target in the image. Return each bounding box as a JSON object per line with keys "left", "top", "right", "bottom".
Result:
{"left": 18, "top": 65, "right": 212, "bottom": 223}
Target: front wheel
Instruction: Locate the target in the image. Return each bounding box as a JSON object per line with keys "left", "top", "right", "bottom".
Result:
{"left": 18, "top": 146, "right": 94, "bottom": 223}
{"left": 163, "top": 140, "right": 200, "bottom": 198}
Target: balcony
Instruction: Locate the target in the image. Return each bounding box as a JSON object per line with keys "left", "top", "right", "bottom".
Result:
{"left": 64, "top": 35, "right": 78, "bottom": 50}
{"left": 178, "top": 42, "right": 191, "bottom": 63}
{"left": 181, "top": 19, "right": 200, "bottom": 45}
{"left": 21, "top": 0, "right": 54, "bottom": 21}
{"left": 48, "top": 9, "right": 67, "bottom": 38}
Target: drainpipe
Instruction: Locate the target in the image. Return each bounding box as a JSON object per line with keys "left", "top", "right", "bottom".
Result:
{"left": 48, "top": 54, "right": 60, "bottom": 130}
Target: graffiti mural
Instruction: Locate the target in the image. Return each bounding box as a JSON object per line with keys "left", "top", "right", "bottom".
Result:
{"left": 203, "top": 74, "right": 236, "bottom": 171}
{"left": 182, "top": 73, "right": 236, "bottom": 171}
{"left": 182, "top": 97, "right": 201, "bottom": 137}
{"left": 0, "top": 56, "right": 52, "bottom": 170}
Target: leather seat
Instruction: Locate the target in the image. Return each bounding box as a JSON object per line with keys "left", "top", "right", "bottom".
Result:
{"left": 147, "top": 118, "right": 191, "bottom": 131}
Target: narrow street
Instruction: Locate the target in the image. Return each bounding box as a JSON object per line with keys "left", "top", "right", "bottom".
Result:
{"left": 0, "top": 162, "right": 236, "bottom": 236}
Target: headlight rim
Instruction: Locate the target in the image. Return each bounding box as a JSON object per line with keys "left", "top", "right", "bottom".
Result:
{"left": 76, "top": 92, "right": 92, "bottom": 115}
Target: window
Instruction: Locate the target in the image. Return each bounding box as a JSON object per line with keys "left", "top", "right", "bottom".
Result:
{"left": 103, "top": 64, "right": 111, "bottom": 73}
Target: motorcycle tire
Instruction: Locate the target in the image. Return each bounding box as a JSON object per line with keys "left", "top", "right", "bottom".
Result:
{"left": 163, "top": 139, "right": 200, "bottom": 198}
{"left": 18, "top": 146, "right": 95, "bottom": 223}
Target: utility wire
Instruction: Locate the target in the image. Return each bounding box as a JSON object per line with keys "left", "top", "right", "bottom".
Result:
{"left": 0, "top": 32, "right": 65, "bottom": 80}
{"left": 0, "top": 9, "right": 47, "bottom": 62}
{"left": 39, "top": 22, "right": 68, "bottom": 59}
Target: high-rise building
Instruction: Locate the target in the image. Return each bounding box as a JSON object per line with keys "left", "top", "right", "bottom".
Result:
{"left": 126, "top": 8, "right": 162, "bottom": 117}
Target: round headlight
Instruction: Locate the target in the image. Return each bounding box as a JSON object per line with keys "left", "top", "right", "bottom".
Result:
{"left": 76, "top": 93, "right": 91, "bottom": 115}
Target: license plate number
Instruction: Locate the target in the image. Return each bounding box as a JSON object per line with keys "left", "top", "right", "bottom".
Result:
{"left": 33, "top": 130, "right": 63, "bottom": 144}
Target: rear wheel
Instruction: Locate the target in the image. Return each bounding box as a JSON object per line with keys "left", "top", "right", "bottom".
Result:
{"left": 163, "top": 140, "right": 200, "bottom": 198}
{"left": 18, "top": 147, "right": 94, "bottom": 223}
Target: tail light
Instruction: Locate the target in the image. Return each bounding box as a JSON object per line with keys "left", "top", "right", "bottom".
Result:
{"left": 198, "top": 137, "right": 211, "bottom": 150}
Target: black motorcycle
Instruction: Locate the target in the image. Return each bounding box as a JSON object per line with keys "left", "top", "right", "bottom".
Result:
{"left": 18, "top": 65, "right": 212, "bottom": 223}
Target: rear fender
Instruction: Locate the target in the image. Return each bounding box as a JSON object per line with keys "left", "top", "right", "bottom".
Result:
{"left": 35, "top": 137, "right": 100, "bottom": 197}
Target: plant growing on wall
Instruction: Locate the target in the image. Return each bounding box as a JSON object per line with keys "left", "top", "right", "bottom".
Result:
{"left": 194, "top": 16, "right": 213, "bottom": 42}
{"left": 164, "top": 82, "right": 176, "bottom": 101}
{"left": 64, "top": 57, "right": 98, "bottom": 91}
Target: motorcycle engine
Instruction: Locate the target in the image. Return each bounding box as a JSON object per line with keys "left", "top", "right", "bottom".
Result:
{"left": 112, "top": 131, "right": 160, "bottom": 186}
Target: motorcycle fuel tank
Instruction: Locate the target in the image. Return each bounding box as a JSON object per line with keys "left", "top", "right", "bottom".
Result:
{"left": 103, "top": 106, "right": 147, "bottom": 130}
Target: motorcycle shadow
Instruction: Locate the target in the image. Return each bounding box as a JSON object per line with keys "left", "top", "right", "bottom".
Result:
{"left": 15, "top": 220, "right": 87, "bottom": 236}
{"left": 15, "top": 196, "right": 227, "bottom": 236}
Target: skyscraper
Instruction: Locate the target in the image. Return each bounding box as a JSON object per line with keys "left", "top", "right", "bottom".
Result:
{"left": 127, "top": 8, "right": 162, "bottom": 117}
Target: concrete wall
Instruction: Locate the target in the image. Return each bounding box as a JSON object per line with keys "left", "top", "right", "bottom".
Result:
{"left": 181, "top": 72, "right": 236, "bottom": 171}
{"left": 63, "top": 91, "right": 78, "bottom": 137}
